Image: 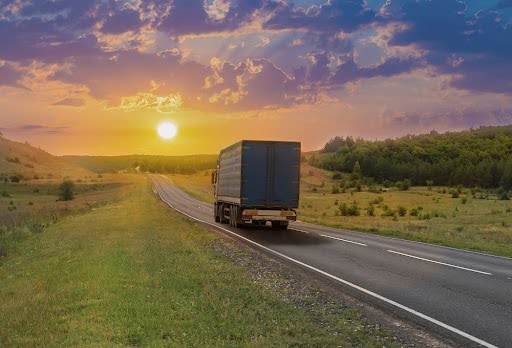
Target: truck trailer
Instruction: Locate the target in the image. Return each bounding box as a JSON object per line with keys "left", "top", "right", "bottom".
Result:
{"left": 212, "top": 140, "right": 301, "bottom": 229}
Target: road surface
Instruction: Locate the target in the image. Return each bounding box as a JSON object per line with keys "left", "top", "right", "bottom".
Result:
{"left": 151, "top": 175, "right": 512, "bottom": 348}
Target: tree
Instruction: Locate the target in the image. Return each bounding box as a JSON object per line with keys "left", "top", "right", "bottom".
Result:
{"left": 352, "top": 161, "right": 361, "bottom": 180}
{"left": 59, "top": 180, "right": 75, "bottom": 201}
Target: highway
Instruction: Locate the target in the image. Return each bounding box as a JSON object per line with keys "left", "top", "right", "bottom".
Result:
{"left": 151, "top": 174, "right": 512, "bottom": 348}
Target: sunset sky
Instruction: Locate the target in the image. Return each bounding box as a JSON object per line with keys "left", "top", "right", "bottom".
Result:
{"left": 1, "top": 0, "right": 511, "bottom": 155}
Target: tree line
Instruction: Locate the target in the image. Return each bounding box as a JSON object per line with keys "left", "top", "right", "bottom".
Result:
{"left": 317, "top": 126, "right": 512, "bottom": 190}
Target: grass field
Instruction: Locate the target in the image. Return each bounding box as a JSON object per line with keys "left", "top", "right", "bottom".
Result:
{"left": 170, "top": 167, "right": 512, "bottom": 258}
{"left": 0, "top": 175, "right": 400, "bottom": 347}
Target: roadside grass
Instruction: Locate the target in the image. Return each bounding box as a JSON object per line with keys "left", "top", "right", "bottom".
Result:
{"left": 171, "top": 168, "right": 512, "bottom": 258}
{"left": 0, "top": 177, "right": 401, "bottom": 347}
{"left": 0, "top": 174, "right": 138, "bottom": 259}
{"left": 168, "top": 171, "right": 215, "bottom": 204}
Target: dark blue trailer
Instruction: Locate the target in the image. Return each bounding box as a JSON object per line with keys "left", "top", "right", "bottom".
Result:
{"left": 212, "top": 140, "right": 301, "bottom": 229}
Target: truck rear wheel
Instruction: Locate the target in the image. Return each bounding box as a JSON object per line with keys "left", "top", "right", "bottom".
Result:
{"left": 214, "top": 203, "right": 220, "bottom": 222}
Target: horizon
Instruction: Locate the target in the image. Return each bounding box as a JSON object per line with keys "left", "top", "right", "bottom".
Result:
{"left": 1, "top": 0, "right": 511, "bottom": 156}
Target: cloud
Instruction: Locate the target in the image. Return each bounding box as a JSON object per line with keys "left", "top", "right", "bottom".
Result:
{"left": 389, "top": 0, "right": 512, "bottom": 94}
{"left": 384, "top": 108, "right": 512, "bottom": 131}
{"left": 0, "top": 63, "right": 28, "bottom": 89}
{"left": 331, "top": 55, "right": 421, "bottom": 85}
{"left": 495, "top": 0, "right": 512, "bottom": 9}
{"left": 112, "top": 93, "right": 183, "bottom": 114}
{"left": 52, "top": 98, "right": 86, "bottom": 107}
{"left": 13, "top": 124, "right": 69, "bottom": 134}
{"left": 101, "top": 8, "right": 143, "bottom": 35}
{"left": 263, "top": 0, "right": 378, "bottom": 33}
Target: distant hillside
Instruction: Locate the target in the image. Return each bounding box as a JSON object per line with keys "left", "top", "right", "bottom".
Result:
{"left": 0, "top": 136, "right": 92, "bottom": 180}
{"left": 318, "top": 125, "right": 512, "bottom": 189}
{"left": 63, "top": 154, "right": 218, "bottom": 174}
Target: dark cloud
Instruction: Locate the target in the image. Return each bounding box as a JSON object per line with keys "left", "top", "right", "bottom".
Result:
{"left": 154, "top": 0, "right": 278, "bottom": 36}
{"left": 14, "top": 124, "right": 69, "bottom": 134}
{"left": 0, "top": 18, "right": 102, "bottom": 62}
{"left": 389, "top": 0, "right": 512, "bottom": 93}
{"left": 495, "top": 0, "right": 512, "bottom": 9}
{"left": 0, "top": 63, "right": 28, "bottom": 89}
{"left": 264, "top": 0, "right": 377, "bottom": 33}
{"left": 385, "top": 108, "right": 512, "bottom": 131}
{"left": 332, "top": 56, "right": 420, "bottom": 85}
{"left": 52, "top": 98, "right": 86, "bottom": 107}
{"left": 101, "top": 8, "right": 142, "bottom": 34}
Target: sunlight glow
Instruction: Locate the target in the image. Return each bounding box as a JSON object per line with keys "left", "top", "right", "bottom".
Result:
{"left": 157, "top": 121, "right": 178, "bottom": 140}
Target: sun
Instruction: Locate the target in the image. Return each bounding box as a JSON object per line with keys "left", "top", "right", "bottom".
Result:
{"left": 157, "top": 121, "right": 178, "bottom": 140}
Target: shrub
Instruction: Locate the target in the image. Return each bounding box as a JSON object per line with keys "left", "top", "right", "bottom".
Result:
{"left": 331, "top": 185, "right": 340, "bottom": 194}
{"left": 426, "top": 179, "right": 434, "bottom": 189}
{"left": 332, "top": 172, "right": 343, "bottom": 180}
{"left": 1, "top": 190, "right": 10, "bottom": 197}
{"left": 9, "top": 173, "right": 23, "bottom": 183}
{"left": 451, "top": 190, "right": 459, "bottom": 198}
{"left": 367, "top": 205, "right": 375, "bottom": 216}
{"left": 461, "top": 196, "right": 467, "bottom": 204}
{"left": 396, "top": 179, "right": 411, "bottom": 191}
{"left": 58, "top": 180, "right": 75, "bottom": 201}
{"left": 397, "top": 206, "right": 407, "bottom": 217}
{"left": 334, "top": 200, "right": 339, "bottom": 205}
{"left": 410, "top": 208, "right": 419, "bottom": 216}
{"left": 339, "top": 202, "right": 360, "bottom": 216}
{"left": 500, "top": 191, "right": 510, "bottom": 200}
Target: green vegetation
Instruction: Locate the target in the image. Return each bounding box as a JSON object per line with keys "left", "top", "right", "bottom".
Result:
{"left": 299, "top": 169, "right": 512, "bottom": 257}
{"left": 174, "top": 166, "right": 512, "bottom": 257}
{"left": 58, "top": 179, "right": 75, "bottom": 201}
{"left": 320, "top": 126, "right": 512, "bottom": 189}
{"left": 63, "top": 154, "right": 218, "bottom": 174}
{"left": 0, "top": 178, "right": 400, "bottom": 347}
{"left": 168, "top": 172, "right": 215, "bottom": 204}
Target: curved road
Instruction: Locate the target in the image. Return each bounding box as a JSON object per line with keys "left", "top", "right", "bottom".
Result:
{"left": 151, "top": 175, "right": 512, "bottom": 348}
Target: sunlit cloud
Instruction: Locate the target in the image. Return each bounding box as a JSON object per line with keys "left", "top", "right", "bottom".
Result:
{"left": 111, "top": 93, "right": 183, "bottom": 114}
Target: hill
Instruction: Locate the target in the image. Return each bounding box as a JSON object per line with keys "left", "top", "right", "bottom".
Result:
{"left": 318, "top": 125, "right": 512, "bottom": 189}
{"left": 62, "top": 154, "right": 218, "bottom": 174}
{"left": 0, "top": 136, "right": 92, "bottom": 180}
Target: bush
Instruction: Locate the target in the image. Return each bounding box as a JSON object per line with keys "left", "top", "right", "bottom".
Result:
{"left": 410, "top": 208, "right": 419, "bottom": 216}
{"left": 58, "top": 180, "right": 75, "bottom": 201}
{"left": 332, "top": 172, "right": 343, "bottom": 180}
{"left": 9, "top": 173, "right": 23, "bottom": 183}
{"left": 367, "top": 205, "right": 375, "bottom": 216}
{"left": 426, "top": 180, "right": 434, "bottom": 189}
{"left": 397, "top": 206, "right": 407, "bottom": 217}
{"left": 499, "top": 191, "right": 510, "bottom": 200}
{"left": 339, "top": 202, "right": 360, "bottom": 216}
{"left": 331, "top": 185, "right": 340, "bottom": 194}
{"left": 461, "top": 196, "right": 468, "bottom": 204}
{"left": 1, "top": 190, "right": 10, "bottom": 197}
{"left": 396, "top": 179, "right": 411, "bottom": 191}
{"left": 451, "top": 190, "right": 459, "bottom": 198}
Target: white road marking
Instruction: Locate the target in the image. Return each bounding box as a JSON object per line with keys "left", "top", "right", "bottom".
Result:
{"left": 152, "top": 176, "right": 498, "bottom": 348}
{"left": 289, "top": 227, "right": 309, "bottom": 234}
{"left": 387, "top": 250, "right": 493, "bottom": 276}
{"left": 320, "top": 234, "right": 368, "bottom": 246}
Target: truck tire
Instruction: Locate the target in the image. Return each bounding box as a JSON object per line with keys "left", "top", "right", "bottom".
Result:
{"left": 214, "top": 203, "right": 220, "bottom": 222}
{"left": 218, "top": 204, "right": 227, "bottom": 224}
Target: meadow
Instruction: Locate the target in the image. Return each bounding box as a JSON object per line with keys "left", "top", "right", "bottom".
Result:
{"left": 169, "top": 165, "right": 512, "bottom": 258}
{"left": 0, "top": 176, "right": 400, "bottom": 347}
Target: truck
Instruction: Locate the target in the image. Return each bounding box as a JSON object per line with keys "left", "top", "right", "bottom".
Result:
{"left": 212, "top": 140, "right": 301, "bottom": 229}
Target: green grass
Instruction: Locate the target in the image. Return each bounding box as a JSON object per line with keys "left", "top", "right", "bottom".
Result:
{"left": 171, "top": 167, "right": 512, "bottom": 258}
{"left": 0, "top": 177, "right": 400, "bottom": 347}
{"left": 168, "top": 172, "right": 215, "bottom": 204}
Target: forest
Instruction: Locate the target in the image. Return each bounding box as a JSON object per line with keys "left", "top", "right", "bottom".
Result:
{"left": 317, "top": 126, "right": 512, "bottom": 190}
{"left": 63, "top": 154, "right": 218, "bottom": 174}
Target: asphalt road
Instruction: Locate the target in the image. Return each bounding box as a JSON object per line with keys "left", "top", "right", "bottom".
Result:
{"left": 151, "top": 175, "right": 512, "bottom": 348}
